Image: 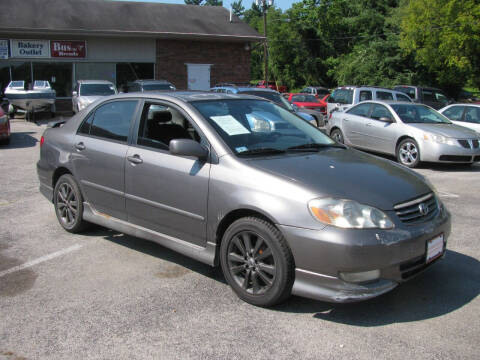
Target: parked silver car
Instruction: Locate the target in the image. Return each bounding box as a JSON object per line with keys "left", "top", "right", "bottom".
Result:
{"left": 439, "top": 104, "right": 480, "bottom": 133}
{"left": 72, "top": 80, "right": 117, "bottom": 113}
{"left": 327, "top": 101, "right": 480, "bottom": 167}
{"left": 38, "top": 92, "right": 451, "bottom": 306}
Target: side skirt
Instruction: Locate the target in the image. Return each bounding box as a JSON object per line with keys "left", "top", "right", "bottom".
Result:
{"left": 82, "top": 202, "right": 217, "bottom": 266}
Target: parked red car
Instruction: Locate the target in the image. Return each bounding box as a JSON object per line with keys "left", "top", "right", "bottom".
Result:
{"left": 256, "top": 80, "right": 287, "bottom": 93}
{"left": 0, "top": 107, "right": 10, "bottom": 145}
{"left": 287, "top": 93, "right": 326, "bottom": 114}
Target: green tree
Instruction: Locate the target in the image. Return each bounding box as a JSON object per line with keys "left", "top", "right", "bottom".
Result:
{"left": 398, "top": 0, "right": 480, "bottom": 93}
{"left": 184, "top": 0, "right": 203, "bottom": 5}
{"left": 204, "top": 0, "right": 223, "bottom": 6}
{"left": 232, "top": 0, "right": 245, "bottom": 17}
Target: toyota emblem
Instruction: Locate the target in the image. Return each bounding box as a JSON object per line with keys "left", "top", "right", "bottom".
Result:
{"left": 418, "top": 203, "right": 429, "bottom": 216}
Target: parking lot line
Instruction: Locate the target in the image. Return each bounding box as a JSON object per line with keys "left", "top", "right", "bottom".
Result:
{"left": 0, "top": 244, "right": 82, "bottom": 278}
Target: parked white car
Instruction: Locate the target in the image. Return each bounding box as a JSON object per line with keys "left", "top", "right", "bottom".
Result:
{"left": 439, "top": 104, "right": 480, "bottom": 133}
{"left": 72, "top": 80, "right": 117, "bottom": 113}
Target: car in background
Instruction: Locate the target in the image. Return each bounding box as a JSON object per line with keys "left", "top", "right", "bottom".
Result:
{"left": 394, "top": 85, "right": 452, "bottom": 110}
{"left": 326, "top": 101, "right": 480, "bottom": 167}
{"left": 439, "top": 104, "right": 480, "bottom": 133}
{"left": 72, "top": 80, "right": 117, "bottom": 113}
{"left": 256, "top": 80, "right": 287, "bottom": 93}
{"left": 300, "top": 86, "right": 330, "bottom": 99}
{"left": 327, "top": 86, "right": 412, "bottom": 118}
{"left": 124, "top": 79, "right": 176, "bottom": 93}
{"left": 37, "top": 91, "right": 451, "bottom": 306}
{"left": 0, "top": 106, "right": 10, "bottom": 145}
{"left": 286, "top": 93, "right": 326, "bottom": 127}
{"left": 210, "top": 85, "right": 318, "bottom": 126}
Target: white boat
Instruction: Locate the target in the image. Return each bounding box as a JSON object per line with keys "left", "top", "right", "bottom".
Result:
{"left": 4, "top": 80, "right": 56, "bottom": 117}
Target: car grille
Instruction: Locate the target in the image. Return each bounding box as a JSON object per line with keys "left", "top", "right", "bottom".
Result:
{"left": 394, "top": 193, "right": 439, "bottom": 224}
{"left": 458, "top": 139, "right": 479, "bottom": 149}
{"left": 399, "top": 253, "right": 442, "bottom": 280}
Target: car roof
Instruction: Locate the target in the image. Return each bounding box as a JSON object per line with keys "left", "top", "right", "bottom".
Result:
{"left": 108, "top": 91, "right": 271, "bottom": 103}
{"left": 131, "top": 79, "right": 171, "bottom": 84}
{"left": 395, "top": 85, "right": 443, "bottom": 91}
{"left": 78, "top": 80, "right": 114, "bottom": 85}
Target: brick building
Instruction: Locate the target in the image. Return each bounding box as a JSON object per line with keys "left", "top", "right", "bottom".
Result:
{"left": 0, "top": 0, "right": 263, "bottom": 105}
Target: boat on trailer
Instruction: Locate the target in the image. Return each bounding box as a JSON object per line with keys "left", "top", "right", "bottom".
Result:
{"left": 4, "top": 80, "right": 56, "bottom": 119}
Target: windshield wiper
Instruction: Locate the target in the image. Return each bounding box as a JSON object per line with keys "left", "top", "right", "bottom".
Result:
{"left": 237, "top": 147, "right": 286, "bottom": 156}
{"left": 287, "top": 143, "right": 345, "bottom": 151}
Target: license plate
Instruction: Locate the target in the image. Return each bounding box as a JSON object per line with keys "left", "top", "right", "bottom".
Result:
{"left": 426, "top": 234, "right": 444, "bottom": 263}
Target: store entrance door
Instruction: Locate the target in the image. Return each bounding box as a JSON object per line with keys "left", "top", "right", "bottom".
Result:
{"left": 186, "top": 64, "right": 211, "bottom": 90}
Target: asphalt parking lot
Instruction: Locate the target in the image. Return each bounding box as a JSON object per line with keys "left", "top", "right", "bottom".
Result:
{"left": 0, "top": 118, "right": 479, "bottom": 360}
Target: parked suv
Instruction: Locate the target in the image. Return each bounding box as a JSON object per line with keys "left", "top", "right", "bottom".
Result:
{"left": 124, "top": 79, "right": 176, "bottom": 93}
{"left": 394, "top": 85, "right": 452, "bottom": 110}
{"left": 72, "top": 80, "right": 117, "bottom": 113}
{"left": 210, "top": 85, "right": 318, "bottom": 126}
{"left": 327, "top": 86, "right": 412, "bottom": 118}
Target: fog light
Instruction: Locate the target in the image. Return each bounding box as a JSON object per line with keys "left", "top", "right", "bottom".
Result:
{"left": 339, "top": 269, "right": 380, "bottom": 283}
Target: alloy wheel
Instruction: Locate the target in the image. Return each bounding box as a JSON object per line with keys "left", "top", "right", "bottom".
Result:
{"left": 399, "top": 141, "right": 418, "bottom": 165}
{"left": 56, "top": 182, "right": 78, "bottom": 227}
{"left": 227, "top": 231, "right": 276, "bottom": 295}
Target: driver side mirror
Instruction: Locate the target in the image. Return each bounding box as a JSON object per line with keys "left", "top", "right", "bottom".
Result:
{"left": 169, "top": 139, "right": 208, "bottom": 160}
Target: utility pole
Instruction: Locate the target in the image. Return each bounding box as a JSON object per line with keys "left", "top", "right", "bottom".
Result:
{"left": 255, "top": 0, "right": 273, "bottom": 85}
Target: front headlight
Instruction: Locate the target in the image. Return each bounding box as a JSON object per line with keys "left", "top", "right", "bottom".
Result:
{"left": 308, "top": 198, "right": 394, "bottom": 229}
{"left": 423, "top": 132, "right": 455, "bottom": 145}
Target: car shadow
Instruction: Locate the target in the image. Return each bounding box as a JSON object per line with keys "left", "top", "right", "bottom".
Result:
{"left": 273, "top": 250, "right": 479, "bottom": 326}
{"left": 83, "top": 227, "right": 225, "bottom": 283}
{"left": 0, "top": 132, "right": 38, "bottom": 149}
{"left": 81, "top": 227, "right": 478, "bottom": 325}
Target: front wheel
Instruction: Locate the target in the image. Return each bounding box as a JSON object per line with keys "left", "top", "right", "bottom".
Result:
{"left": 54, "top": 174, "right": 89, "bottom": 233}
{"left": 331, "top": 128, "right": 344, "bottom": 144}
{"left": 397, "top": 138, "right": 420, "bottom": 168}
{"left": 220, "top": 217, "right": 294, "bottom": 307}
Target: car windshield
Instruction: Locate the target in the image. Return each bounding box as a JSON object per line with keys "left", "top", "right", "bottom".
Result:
{"left": 80, "top": 84, "right": 116, "bottom": 96}
{"left": 142, "top": 83, "right": 174, "bottom": 91}
{"left": 391, "top": 104, "right": 451, "bottom": 124}
{"left": 239, "top": 91, "right": 294, "bottom": 111}
{"left": 191, "top": 99, "right": 336, "bottom": 156}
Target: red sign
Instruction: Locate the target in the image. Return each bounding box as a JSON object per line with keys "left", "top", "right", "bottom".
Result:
{"left": 51, "top": 40, "right": 86, "bottom": 58}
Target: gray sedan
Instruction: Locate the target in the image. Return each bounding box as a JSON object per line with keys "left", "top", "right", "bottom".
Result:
{"left": 327, "top": 101, "right": 480, "bottom": 167}
{"left": 38, "top": 92, "right": 450, "bottom": 306}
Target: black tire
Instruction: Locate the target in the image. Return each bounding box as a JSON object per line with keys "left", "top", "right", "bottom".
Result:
{"left": 220, "top": 217, "right": 294, "bottom": 307}
{"left": 331, "top": 128, "right": 344, "bottom": 144}
{"left": 397, "top": 138, "right": 420, "bottom": 168}
{"left": 54, "top": 174, "right": 89, "bottom": 233}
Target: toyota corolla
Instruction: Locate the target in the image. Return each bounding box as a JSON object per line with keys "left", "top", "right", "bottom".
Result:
{"left": 37, "top": 92, "right": 451, "bottom": 306}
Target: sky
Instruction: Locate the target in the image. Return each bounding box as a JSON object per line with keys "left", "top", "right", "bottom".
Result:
{"left": 114, "top": 0, "right": 294, "bottom": 11}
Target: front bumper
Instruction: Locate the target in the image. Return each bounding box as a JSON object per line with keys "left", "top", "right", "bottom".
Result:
{"left": 420, "top": 139, "right": 480, "bottom": 163}
{"left": 279, "top": 205, "right": 451, "bottom": 302}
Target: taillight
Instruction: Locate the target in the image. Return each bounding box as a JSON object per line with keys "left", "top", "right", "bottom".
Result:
{"left": 40, "top": 136, "right": 45, "bottom": 147}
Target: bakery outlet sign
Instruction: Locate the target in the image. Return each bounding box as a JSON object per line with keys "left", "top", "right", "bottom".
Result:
{"left": 10, "top": 39, "right": 86, "bottom": 58}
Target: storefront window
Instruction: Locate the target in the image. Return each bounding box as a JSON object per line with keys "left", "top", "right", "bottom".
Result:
{"left": 33, "top": 62, "right": 72, "bottom": 97}
{"left": 75, "top": 63, "right": 116, "bottom": 90}
{"left": 116, "top": 63, "right": 154, "bottom": 90}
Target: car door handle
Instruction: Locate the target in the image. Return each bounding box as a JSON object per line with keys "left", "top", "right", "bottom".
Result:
{"left": 127, "top": 155, "right": 143, "bottom": 164}
{"left": 74, "top": 142, "right": 85, "bottom": 151}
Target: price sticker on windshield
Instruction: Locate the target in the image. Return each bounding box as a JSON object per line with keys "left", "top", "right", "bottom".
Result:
{"left": 210, "top": 115, "right": 250, "bottom": 136}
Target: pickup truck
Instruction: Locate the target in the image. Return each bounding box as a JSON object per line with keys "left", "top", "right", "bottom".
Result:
{"left": 256, "top": 80, "right": 287, "bottom": 93}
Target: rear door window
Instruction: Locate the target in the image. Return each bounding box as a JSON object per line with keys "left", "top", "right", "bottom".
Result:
{"left": 376, "top": 91, "right": 394, "bottom": 100}
{"left": 370, "top": 104, "right": 393, "bottom": 121}
{"left": 464, "top": 107, "right": 480, "bottom": 124}
{"left": 89, "top": 101, "right": 138, "bottom": 142}
{"left": 347, "top": 103, "right": 371, "bottom": 117}
{"left": 328, "top": 89, "right": 353, "bottom": 104}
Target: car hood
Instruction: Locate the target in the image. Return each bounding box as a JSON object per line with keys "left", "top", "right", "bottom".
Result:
{"left": 407, "top": 123, "right": 479, "bottom": 138}
{"left": 247, "top": 148, "right": 430, "bottom": 210}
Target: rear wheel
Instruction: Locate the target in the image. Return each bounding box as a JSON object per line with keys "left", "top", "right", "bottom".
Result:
{"left": 397, "top": 138, "right": 420, "bottom": 168}
{"left": 54, "top": 174, "right": 89, "bottom": 233}
{"left": 220, "top": 217, "right": 294, "bottom": 307}
{"left": 331, "top": 128, "right": 344, "bottom": 144}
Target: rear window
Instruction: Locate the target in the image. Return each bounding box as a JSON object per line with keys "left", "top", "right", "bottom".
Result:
{"left": 328, "top": 89, "right": 353, "bottom": 105}
{"left": 395, "top": 86, "right": 416, "bottom": 99}
{"left": 80, "top": 84, "right": 116, "bottom": 96}
{"left": 142, "top": 83, "right": 175, "bottom": 91}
